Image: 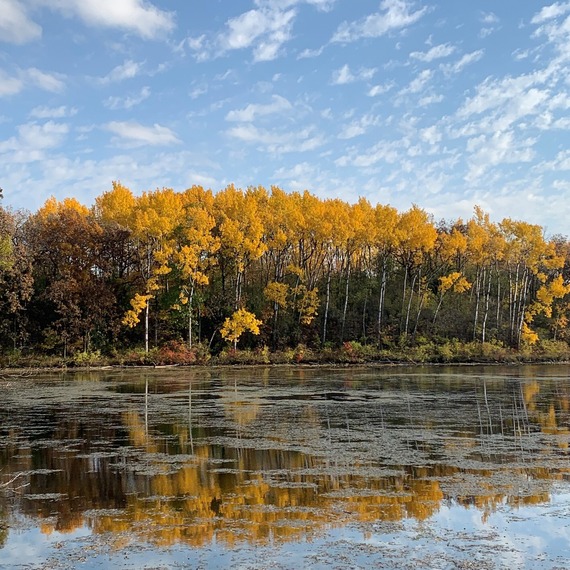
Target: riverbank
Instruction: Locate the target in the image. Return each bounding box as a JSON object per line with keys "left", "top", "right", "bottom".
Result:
{"left": 2, "top": 338, "right": 570, "bottom": 372}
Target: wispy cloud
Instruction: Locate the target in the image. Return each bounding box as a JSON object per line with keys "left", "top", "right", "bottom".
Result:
{"left": 186, "top": 0, "right": 337, "bottom": 62}
{"left": 225, "top": 95, "right": 292, "bottom": 122}
{"left": 410, "top": 43, "right": 455, "bottom": 62}
{"left": 531, "top": 2, "right": 570, "bottom": 24}
{"left": 226, "top": 123, "right": 325, "bottom": 153}
{"left": 331, "top": 0, "right": 428, "bottom": 43}
{"left": 0, "top": 69, "right": 24, "bottom": 96}
{"left": 0, "top": 67, "right": 65, "bottom": 97}
{"left": 368, "top": 82, "right": 394, "bottom": 96}
{"left": 0, "top": 0, "right": 42, "bottom": 44}
{"left": 29, "top": 105, "right": 77, "bottom": 119}
{"left": 297, "top": 45, "right": 325, "bottom": 59}
{"left": 104, "top": 86, "right": 151, "bottom": 110}
{"left": 98, "top": 60, "right": 144, "bottom": 84}
{"left": 441, "top": 50, "right": 484, "bottom": 76}
{"left": 418, "top": 93, "right": 443, "bottom": 106}
{"left": 335, "top": 139, "right": 406, "bottom": 168}
{"left": 465, "top": 130, "right": 535, "bottom": 182}
{"left": 480, "top": 11, "right": 499, "bottom": 25}
{"left": 25, "top": 68, "right": 66, "bottom": 92}
{"left": 338, "top": 114, "right": 381, "bottom": 139}
{"left": 105, "top": 121, "right": 181, "bottom": 146}
{"left": 0, "top": 121, "right": 69, "bottom": 162}
{"left": 400, "top": 69, "right": 432, "bottom": 94}
{"left": 39, "top": 0, "right": 175, "bottom": 39}
{"left": 188, "top": 4, "right": 296, "bottom": 62}
{"left": 331, "top": 64, "right": 376, "bottom": 85}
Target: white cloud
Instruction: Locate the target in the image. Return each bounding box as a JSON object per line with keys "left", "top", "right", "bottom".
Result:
{"left": 419, "top": 93, "right": 443, "bottom": 106}
{"left": 18, "top": 121, "right": 69, "bottom": 149}
{"left": 410, "top": 43, "right": 455, "bottom": 62}
{"left": 105, "top": 121, "right": 181, "bottom": 146}
{"left": 336, "top": 139, "right": 406, "bottom": 167}
{"left": 189, "top": 85, "right": 208, "bottom": 100}
{"left": 29, "top": 105, "right": 77, "bottom": 119}
{"left": 226, "top": 124, "right": 324, "bottom": 153}
{"left": 480, "top": 11, "right": 499, "bottom": 25}
{"left": 457, "top": 73, "right": 551, "bottom": 132}
{"left": 0, "top": 69, "right": 24, "bottom": 96}
{"left": 25, "top": 68, "right": 66, "bottom": 92}
{"left": 187, "top": 0, "right": 335, "bottom": 62}
{"left": 99, "top": 60, "right": 143, "bottom": 84}
{"left": 40, "top": 0, "right": 175, "bottom": 39}
{"left": 0, "top": 121, "right": 69, "bottom": 162}
{"left": 225, "top": 95, "right": 292, "bottom": 122}
{"left": 400, "top": 69, "right": 432, "bottom": 94}
{"left": 331, "top": 64, "right": 376, "bottom": 85}
{"left": 420, "top": 125, "right": 442, "bottom": 145}
{"left": 298, "top": 45, "right": 325, "bottom": 59}
{"left": 441, "top": 50, "right": 484, "bottom": 76}
{"left": 255, "top": 0, "right": 336, "bottom": 10}
{"left": 531, "top": 2, "right": 570, "bottom": 24}
{"left": 0, "top": 0, "right": 42, "bottom": 44}
{"left": 465, "top": 130, "right": 536, "bottom": 182}
{"left": 338, "top": 114, "right": 381, "bottom": 139}
{"left": 512, "top": 48, "right": 530, "bottom": 61}
{"left": 217, "top": 6, "right": 296, "bottom": 62}
{"left": 0, "top": 67, "right": 66, "bottom": 97}
{"left": 368, "top": 82, "right": 394, "bottom": 96}
{"left": 331, "top": 0, "right": 428, "bottom": 43}
{"left": 104, "top": 86, "right": 151, "bottom": 110}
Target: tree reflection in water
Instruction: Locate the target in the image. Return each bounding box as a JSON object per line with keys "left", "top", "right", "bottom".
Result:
{"left": 0, "top": 365, "right": 569, "bottom": 550}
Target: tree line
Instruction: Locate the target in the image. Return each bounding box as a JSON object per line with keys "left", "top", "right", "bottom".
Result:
{"left": 1, "top": 182, "right": 569, "bottom": 359}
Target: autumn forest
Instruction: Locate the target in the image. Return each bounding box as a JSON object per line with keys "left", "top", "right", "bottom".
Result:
{"left": 1, "top": 183, "right": 570, "bottom": 365}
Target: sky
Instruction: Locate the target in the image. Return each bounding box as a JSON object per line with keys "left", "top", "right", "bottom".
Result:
{"left": 1, "top": 1, "right": 570, "bottom": 235}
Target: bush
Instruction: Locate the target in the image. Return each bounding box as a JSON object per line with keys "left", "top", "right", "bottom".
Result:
{"left": 72, "top": 350, "right": 103, "bottom": 367}
{"left": 156, "top": 340, "right": 197, "bottom": 365}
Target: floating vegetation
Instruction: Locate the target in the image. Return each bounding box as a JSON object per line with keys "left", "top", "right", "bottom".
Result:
{"left": 0, "top": 365, "right": 570, "bottom": 568}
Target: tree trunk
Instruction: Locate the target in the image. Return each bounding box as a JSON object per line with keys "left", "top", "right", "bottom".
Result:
{"left": 188, "top": 282, "right": 195, "bottom": 348}
{"left": 482, "top": 267, "right": 492, "bottom": 343}
{"left": 377, "top": 261, "right": 387, "bottom": 342}
{"left": 145, "top": 299, "right": 149, "bottom": 353}
{"left": 404, "top": 272, "right": 417, "bottom": 338}
{"left": 322, "top": 270, "right": 331, "bottom": 345}
{"left": 341, "top": 260, "right": 351, "bottom": 342}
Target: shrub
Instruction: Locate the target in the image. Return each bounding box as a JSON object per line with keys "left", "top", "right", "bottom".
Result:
{"left": 72, "top": 350, "right": 103, "bottom": 367}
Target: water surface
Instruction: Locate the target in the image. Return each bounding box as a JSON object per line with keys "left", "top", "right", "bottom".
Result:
{"left": 1, "top": 365, "right": 570, "bottom": 568}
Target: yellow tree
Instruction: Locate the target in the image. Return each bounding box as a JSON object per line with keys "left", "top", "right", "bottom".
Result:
{"left": 431, "top": 221, "right": 470, "bottom": 332}
{"left": 466, "top": 207, "right": 505, "bottom": 342}
{"left": 214, "top": 185, "right": 267, "bottom": 309}
{"left": 123, "top": 188, "right": 182, "bottom": 352}
{"left": 220, "top": 308, "right": 262, "bottom": 349}
{"left": 499, "top": 218, "right": 563, "bottom": 346}
{"left": 432, "top": 271, "right": 472, "bottom": 326}
{"left": 373, "top": 203, "right": 398, "bottom": 340}
{"left": 94, "top": 181, "right": 136, "bottom": 228}
{"left": 260, "top": 187, "right": 303, "bottom": 345}
{"left": 320, "top": 198, "right": 354, "bottom": 343}
{"left": 393, "top": 206, "right": 437, "bottom": 338}
{"left": 174, "top": 186, "right": 219, "bottom": 347}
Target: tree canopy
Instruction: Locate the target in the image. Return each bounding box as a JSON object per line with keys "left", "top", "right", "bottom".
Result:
{"left": 1, "top": 183, "right": 569, "bottom": 358}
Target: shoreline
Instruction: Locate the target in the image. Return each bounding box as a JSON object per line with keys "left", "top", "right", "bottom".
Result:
{"left": 1, "top": 357, "right": 570, "bottom": 376}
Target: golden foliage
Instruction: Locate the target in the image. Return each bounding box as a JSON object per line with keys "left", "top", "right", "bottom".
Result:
{"left": 220, "top": 308, "right": 263, "bottom": 347}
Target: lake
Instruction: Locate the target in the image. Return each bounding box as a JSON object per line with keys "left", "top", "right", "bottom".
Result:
{"left": 1, "top": 364, "right": 570, "bottom": 569}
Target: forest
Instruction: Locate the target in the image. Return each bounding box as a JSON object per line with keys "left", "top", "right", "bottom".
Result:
{"left": 1, "top": 182, "right": 570, "bottom": 366}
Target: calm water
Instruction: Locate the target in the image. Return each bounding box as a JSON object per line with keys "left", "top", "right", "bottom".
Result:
{"left": 1, "top": 365, "right": 570, "bottom": 569}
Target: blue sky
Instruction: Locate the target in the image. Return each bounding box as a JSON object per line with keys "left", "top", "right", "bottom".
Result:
{"left": 1, "top": 1, "right": 570, "bottom": 235}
